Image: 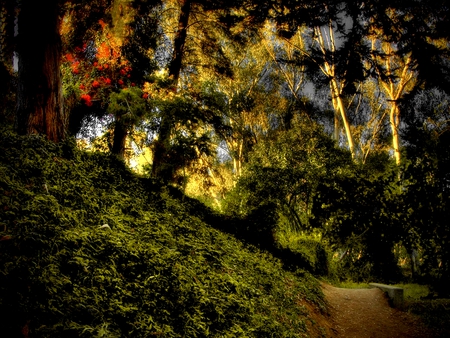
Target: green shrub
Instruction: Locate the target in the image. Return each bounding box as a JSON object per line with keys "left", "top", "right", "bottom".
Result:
{"left": 276, "top": 230, "right": 330, "bottom": 276}
{"left": 0, "top": 131, "right": 326, "bottom": 337}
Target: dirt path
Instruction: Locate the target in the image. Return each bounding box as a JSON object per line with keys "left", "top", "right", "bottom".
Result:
{"left": 321, "top": 283, "right": 436, "bottom": 338}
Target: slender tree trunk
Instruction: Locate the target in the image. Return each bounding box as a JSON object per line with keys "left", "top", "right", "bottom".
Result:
{"left": 231, "top": 145, "right": 243, "bottom": 178}
{"left": 112, "top": 117, "right": 128, "bottom": 160}
{"left": 389, "top": 104, "right": 401, "bottom": 165}
{"left": 236, "top": 140, "right": 243, "bottom": 177}
{"left": 168, "top": 0, "right": 191, "bottom": 84}
{"left": 15, "top": 0, "right": 66, "bottom": 142}
{"left": 152, "top": 0, "right": 191, "bottom": 179}
{"left": 330, "top": 78, "right": 355, "bottom": 157}
{"left": 329, "top": 83, "right": 340, "bottom": 142}
{"left": 315, "top": 25, "right": 355, "bottom": 158}
{"left": 372, "top": 35, "right": 415, "bottom": 166}
{"left": 333, "top": 110, "right": 340, "bottom": 143}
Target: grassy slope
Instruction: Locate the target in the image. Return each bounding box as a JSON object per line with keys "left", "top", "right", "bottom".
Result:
{"left": 0, "top": 131, "right": 327, "bottom": 337}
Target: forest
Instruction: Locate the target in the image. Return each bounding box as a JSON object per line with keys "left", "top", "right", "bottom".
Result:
{"left": 0, "top": 0, "right": 450, "bottom": 336}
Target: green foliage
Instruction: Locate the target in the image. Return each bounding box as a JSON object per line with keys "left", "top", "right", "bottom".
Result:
{"left": 225, "top": 117, "right": 351, "bottom": 230}
{"left": 401, "top": 89, "right": 450, "bottom": 293}
{"left": 149, "top": 81, "right": 235, "bottom": 184}
{"left": 311, "top": 162, "right": 405, "bottom": 283}
{"left": 108, "top": 87, "right": 148, "bottom": 121}
{"left": 0, "top": 130, "right": 326, "bottom": 337}
{"left": 220, "top": 117, "right": 350, "bottom": 275}
{"left": 276, "top": 230, "right": 330, "bottom": 276}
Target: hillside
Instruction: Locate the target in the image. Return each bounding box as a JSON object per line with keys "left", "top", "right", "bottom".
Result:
{"left": 0, "top": 130, "right": 328, "bottom": 337}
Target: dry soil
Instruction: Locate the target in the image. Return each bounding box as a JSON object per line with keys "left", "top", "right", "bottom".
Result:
{"left": 320, "top": 283, "right": 437, "bottom": 338}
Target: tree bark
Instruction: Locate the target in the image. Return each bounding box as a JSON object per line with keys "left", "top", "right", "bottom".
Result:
{"left": 315, "top": 25, "right": 355, "bottom": 158}
{"left": 331, "top": 78, "right": 355, "bottom": 158}
{"left": 0, "top": 0, "right": 15, "bottom": 118}
{"left": 0, "top": 0, "right": 15, "bottom": 72}
{"left": 15, "top": 0, "right": 66, "bottom": 142}
{"left": 152, "top": 0, "right": 191, "bottom": 179}
{"left": 111, "top": 116, "right": 128, "bottom": 160}
{"left": 168, "top": 0, "right": 191, "bottom": 84}
{"left": 389, "top": 104, "right": 401, "bottom": 165}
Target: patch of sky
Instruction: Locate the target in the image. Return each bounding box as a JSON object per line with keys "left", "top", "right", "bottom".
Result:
{"left": 76, "top": 114, "right": 114, "bottom": 144}
{"left": 216, "top": 139, "right": 232, "bottom": 163}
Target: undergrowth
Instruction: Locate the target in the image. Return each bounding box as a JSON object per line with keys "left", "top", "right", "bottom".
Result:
{"left": 0, "top": 130, "right": 326, "bottom": 337}
{"left": 276, "top": 230, "right": 330, "bottom": 276}
{"left": 407, "top": 299, "right": 450, "bottom": 337}
{"left": 396, "top": 284, "right": 450, "bottom": 338}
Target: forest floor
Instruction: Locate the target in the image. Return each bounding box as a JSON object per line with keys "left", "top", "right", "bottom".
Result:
{"left": 318, "top": 283, "right": 439, "bottom": 338}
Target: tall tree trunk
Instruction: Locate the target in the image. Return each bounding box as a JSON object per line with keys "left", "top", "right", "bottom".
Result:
{"left": 0, "top": 0, "right": 15, "bottom": 118}
{"left": 372, "top": 34, "right": 415, "bottom": 166}
{"left": 0, "top": 0, "right": 15, "bottom": 72}
{"left": 152, "top": 0, "right": 191, "bottom": 179}
{"left": 112, "top": 117, "right": 128, "bottom": 160}
{"left": 15, "top": 0, "right": 66, "bottom": 142}
{"left": 168, "top": 0, "right": 191, "bottom": 84}
{"left": 315, "top": 25, "right": 355, "bottom": 158}
{"left": 389, "top": 104, "right": 401, "bottom": 165}
{"left": 332, "top": 80, "right": 355, "bottom": 158}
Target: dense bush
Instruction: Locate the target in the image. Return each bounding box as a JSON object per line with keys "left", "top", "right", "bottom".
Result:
{"left": 0, "top": 130, "right": 326, "bottom": 337}
{"left": 220, "top": 118, "right": 349, "bottom": 276}
{"left": 276, "top": 231, "right": 330, "bottom": 276}
{"left": 311, "top": 165, "right": 405, "bottom": 283}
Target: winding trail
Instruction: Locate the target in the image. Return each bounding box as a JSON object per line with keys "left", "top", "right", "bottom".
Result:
{"left": 321, "top": 283, "right": 436, "bottom": 338}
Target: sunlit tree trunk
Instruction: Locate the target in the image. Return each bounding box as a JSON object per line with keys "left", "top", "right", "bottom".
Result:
{"left": 384, "top": 59, "right": 414, "bottom": 166}
{"left": 358, "top": 80, "right": 390, "bottom": 164}
{"left": 389, "top": 105, "right": 401, "bottom": 165}
{"left": 329, "top": 76, "right": 354, "bottom": 156}
{"left": 372, "top": 38, "right": 415, "bottom": 165}
{"left": 15, "top": 0, "right": 66, "bottom": 142}
{"left": 314, "top": 24, "right": 355, "bottom": 157}
{"left": 230, "top": 139, "right": 243, "bottom": 178}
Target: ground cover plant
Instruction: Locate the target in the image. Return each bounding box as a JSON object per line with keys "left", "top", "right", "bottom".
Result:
{"left": 0, "top": 129, "right": 327, "bottom": 337}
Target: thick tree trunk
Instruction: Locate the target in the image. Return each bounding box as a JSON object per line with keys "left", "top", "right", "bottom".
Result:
{"left": 0, "top": 0, "right": 15, "bottom": 71}
{"left": 0, "top": 0, "right": 15, "bottom": 118}
{"left": 15, "top": 0, "right": 66, "bottom": 142}
{"left": 152, "top": 0, "right": 191, "bottom": 179}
